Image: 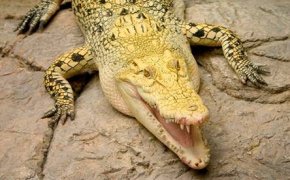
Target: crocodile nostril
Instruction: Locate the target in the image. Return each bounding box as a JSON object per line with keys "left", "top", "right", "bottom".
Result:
{"left": 175, "top": 60, "right": 180, "bottom": 71}
{"left": 188, "top": 104, "right": 197, "bottom": 111}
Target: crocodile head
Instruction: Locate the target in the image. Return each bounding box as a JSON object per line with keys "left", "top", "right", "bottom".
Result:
{"left": 116, "top": 50, "right": 210, "bottom": 169}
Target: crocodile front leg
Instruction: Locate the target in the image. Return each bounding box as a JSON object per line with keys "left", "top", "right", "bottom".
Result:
{"left": 43, "top": 45, "right": 97, "bottom": 125}
{"left": 182, "top": 23, "right": 270, "bottom": 86}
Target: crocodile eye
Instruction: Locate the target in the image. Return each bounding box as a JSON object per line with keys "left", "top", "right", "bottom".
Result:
{"left": 143, "top": 66, "right": 156, "bottom": 79}
{"left": 144, "top": 69, "right": 150, "bottom": 77}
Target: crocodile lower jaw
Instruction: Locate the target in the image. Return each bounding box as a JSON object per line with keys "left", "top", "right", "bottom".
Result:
{"left": 145, "top": 103, "right": 210, "bottom": 169}
{"left": 118, "top": 82, "right": 210, "bottom": 169}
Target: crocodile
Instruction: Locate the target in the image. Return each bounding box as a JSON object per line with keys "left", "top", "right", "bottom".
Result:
{"left": 16, "top": 0, "right": 269, "bottom": 169}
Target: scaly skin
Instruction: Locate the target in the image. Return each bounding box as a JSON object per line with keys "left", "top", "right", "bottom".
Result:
{"left": 17, "top": 0, "right": 269, "bottom": 169}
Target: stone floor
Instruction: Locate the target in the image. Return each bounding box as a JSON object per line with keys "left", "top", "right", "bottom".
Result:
{"left": 0, "top": 0, "right": 289, "bottom": 179}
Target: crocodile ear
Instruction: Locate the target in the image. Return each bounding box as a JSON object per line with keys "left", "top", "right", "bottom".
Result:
{"left": 167, "top": 59, "right": 180, "bottom": 72}
{"left": 164, "top": 50, "right": 179, "bottom": 71}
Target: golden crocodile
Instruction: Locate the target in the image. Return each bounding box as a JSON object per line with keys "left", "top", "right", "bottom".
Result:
{"left": 16, "top": 0, "right": 269, "bottom": 169}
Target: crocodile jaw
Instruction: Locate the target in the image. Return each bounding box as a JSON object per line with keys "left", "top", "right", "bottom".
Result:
{"left": 118, "top": 82, "right": 210, "bottom": 169}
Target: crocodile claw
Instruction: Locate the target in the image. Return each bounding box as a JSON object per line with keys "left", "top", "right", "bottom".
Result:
{"left": 255, "top": 65, "right": 270, "bottom": 75}
{"left": 15, "top": 0, "right": 59, "bottom": 34}
{"left": 237, "top": 62, "right": 270, "bottom": 87}
{"left": 42, "top": 104, "right": 75, "bottom": 126}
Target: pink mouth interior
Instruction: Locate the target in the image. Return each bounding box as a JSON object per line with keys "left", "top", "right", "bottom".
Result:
{"left": 153, "top": 109, "right": 193, "bottom": 147}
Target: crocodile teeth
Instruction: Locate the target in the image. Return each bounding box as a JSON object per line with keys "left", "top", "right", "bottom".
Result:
{"left": 186, "top": 125, "right": 190, "bottom": 133}
{"left": 166, "top": 119, "right": 170, "bottom": 123}
{"left": 180, "top": 124, "right": 184, "bottom": 130}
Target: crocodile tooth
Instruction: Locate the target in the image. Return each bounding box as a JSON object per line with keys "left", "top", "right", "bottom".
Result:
{"left": 180, "top": 124, "right": 184, "bottom": 130}
{"left": 166, "top": 119, "right": 170, "bottom": 123}
{"left": 186, "top": 125, "right": 190, "bottom": 133}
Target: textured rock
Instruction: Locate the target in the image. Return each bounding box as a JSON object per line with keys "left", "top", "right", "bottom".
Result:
{"left": 0, "top": 0, "right": 289, "bottom": 179}
{"left": 0, "top": 57, "right": 51, "bottom": 179}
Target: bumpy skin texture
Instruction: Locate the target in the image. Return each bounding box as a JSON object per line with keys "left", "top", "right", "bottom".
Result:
{"left": 42, "top": 45, "right": 96, "bottom": 125}
{"left": 17, "top": 0, "right": 268, "bottom": 169}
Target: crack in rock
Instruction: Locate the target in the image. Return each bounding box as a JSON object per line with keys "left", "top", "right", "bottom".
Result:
{"left": 252, "top": 53, "right": 290, "bottom": 62}
{"left": 243, "top": 36, "right": 289, "bottom": 49}
{"left": 37, "top": 121, "right": 59, "bottom": 179}
{"left": 13, "top": 54, "right": 46, "bottom": 72}
{"left": 0, "top": 34, "right": 45, "bottom": 72}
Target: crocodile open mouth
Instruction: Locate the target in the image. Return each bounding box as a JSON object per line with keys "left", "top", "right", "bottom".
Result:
{"left": 118, "top": 82, "right": 210, "bottom": 169}
{"left": 143, "top": 99, "right": 208, "bottom": 147}
{"left": 141, "top": 98, "right": 210, "bottom": 169}
{"left": 152, "top": 107, "right": 195, "bottom": 148}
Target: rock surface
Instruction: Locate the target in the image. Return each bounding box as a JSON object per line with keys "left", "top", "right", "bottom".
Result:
{"left": 0, "top": 0, "right": 289, "bottom": 179}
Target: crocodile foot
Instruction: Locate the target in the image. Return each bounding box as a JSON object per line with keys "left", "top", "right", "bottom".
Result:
{"left": 15, "top": 0, "right": 60, "bottom": 34}
{"left": 42, "top": 102, "right": 75, "bottom": 126}
{"left": 237, "top": 62, "right": 270, "bottom": 87}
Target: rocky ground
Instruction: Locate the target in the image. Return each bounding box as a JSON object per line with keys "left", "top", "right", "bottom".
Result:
{"left": 0, "top": 0, "right": 289, "bottom": 179}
